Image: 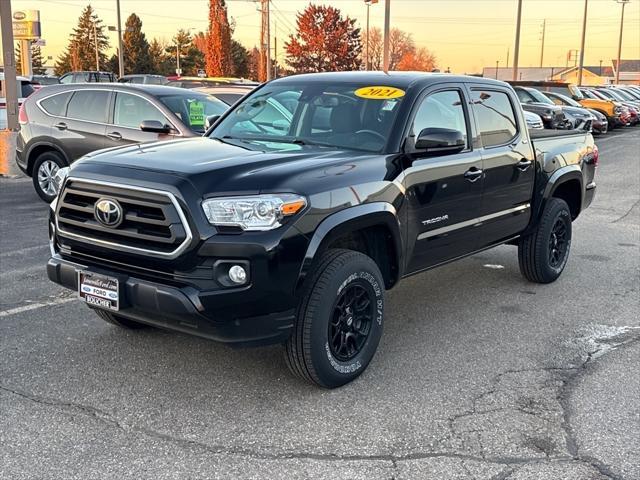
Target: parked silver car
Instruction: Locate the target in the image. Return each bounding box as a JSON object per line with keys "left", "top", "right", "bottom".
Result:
{"left": 16, "top": 83, "right": 228, "bottom": 201}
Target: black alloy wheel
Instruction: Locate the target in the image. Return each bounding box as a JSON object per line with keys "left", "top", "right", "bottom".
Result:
{"left": 329, "top": 282, "right": 374, "bottom": 361}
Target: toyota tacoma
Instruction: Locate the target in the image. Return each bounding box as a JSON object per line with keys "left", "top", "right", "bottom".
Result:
{"left": 47, "top": 72, "right": 598, "bottom": 388}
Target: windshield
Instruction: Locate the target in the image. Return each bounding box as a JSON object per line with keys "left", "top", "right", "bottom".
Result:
{"left": 157, "top": 93, "right": 227, "bottom": 134}
{"left": 612, "top": 89, "right": 635, "bottom": 101}
{"left": 527, "top": 88, "right": 554, "bottom": 105}
{"left": 552, "top": 92, "right": 581, "bottom": 107}
{"left": 209, "top": 82, "right": 406, "bottom": 153}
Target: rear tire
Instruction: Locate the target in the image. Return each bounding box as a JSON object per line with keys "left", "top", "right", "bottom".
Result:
{"left": 284, "top": 249, "right": 385, "bottom": 388}
{"left": 518, "top": 198, "right": 572, "bottom": 284}
{"left": 93, "top": 308, "right": 148, "bottom": 329}
{"left": 32, "top": 151, "right": 65, "bottom": 203}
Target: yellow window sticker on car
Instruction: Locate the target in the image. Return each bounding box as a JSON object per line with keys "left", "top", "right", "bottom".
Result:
{"left": 354, "top": 86, "right": 405, "bottom": 100}
{"left": 189, "top": 100, "right": 205, "bottom": 126}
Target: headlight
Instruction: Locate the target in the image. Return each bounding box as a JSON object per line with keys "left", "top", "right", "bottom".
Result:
{"left": 202, "top": 194, "right": 306, "bottom": 231}
{"left": 614, "top": 106, "right": 623, "bottom": 114}
{"left": 52, "top": 166, "right": 69, "bottom": 196}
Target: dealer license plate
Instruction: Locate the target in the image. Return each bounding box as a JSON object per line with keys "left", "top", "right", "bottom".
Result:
{"left": 78, "top": 271, "right": 120, "bottom": 311}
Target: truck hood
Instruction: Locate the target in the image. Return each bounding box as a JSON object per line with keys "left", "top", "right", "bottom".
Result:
{"left": 72, "top": 137, "right": 384, "bottom": 196}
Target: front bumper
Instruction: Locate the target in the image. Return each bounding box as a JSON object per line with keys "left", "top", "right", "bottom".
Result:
{"left": 47, "top": 255, "right": 295, "bottom": 347}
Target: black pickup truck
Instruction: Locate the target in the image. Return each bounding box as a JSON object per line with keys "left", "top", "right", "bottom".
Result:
{"left": 47, "top": 72, "right": 598, "bottom": 388}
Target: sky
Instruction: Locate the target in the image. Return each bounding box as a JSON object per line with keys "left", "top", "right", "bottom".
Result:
{"left": 5, "top": 0, "right": 640, "bottom": 74}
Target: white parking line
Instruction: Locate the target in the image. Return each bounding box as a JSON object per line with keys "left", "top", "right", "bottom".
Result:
{"left": 0, "top": 297, "right": 76, "bottom": 318}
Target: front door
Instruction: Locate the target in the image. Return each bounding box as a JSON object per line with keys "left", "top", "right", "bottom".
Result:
{"left": 105, "top": 91, "right": 178, "bottom": 147}
{"left": 467, "top": 87, "right": 535, "bottom": 248}
{"left": 402, "top": 87, "right": 483, "bottom": 273}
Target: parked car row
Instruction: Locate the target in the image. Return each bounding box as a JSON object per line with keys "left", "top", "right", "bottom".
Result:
{"left": 510, "top": 81, "right": 640, "bottom": 134}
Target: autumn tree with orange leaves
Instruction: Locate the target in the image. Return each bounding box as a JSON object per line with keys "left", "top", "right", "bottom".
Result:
{"left": 285, "top": 5, "right": 362, "bottom": 73}
{"left": 206, "top": 0, "right": 233, "bottom": 76}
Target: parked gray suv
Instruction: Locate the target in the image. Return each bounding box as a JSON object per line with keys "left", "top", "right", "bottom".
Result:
{"left": 16, "top": 83, "right": 228, "bottom": 202}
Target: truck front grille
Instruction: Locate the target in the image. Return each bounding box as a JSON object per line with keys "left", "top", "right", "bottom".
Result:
{"left": 55, "top": 179, "right": 192, "bottom": 259}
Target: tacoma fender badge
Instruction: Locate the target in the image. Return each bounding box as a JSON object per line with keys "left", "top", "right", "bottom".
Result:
{"left": 422, "top": 215, "right": 449, "bottom": 226}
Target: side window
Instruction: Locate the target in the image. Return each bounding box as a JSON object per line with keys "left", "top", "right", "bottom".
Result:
{"left": 66, "top": 90, "right": 110, "bottom": 123}
{"left": 113, "top": 92, "right": 167, "bottom": 129}
{"left": 59, "top": 74, "right": 73, "bottom": 84}
{"left": 39, "top": 92, "right": 73, "bottom": 116}
{"left": 412, "top": 90, "right": 468, "bottom": 146}
{"left": 471, "top": 90, "right": 518, "bottom": 148}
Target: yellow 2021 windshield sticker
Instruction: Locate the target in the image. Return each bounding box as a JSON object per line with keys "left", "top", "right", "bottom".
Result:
{"left": 354, "top": 86, "right": 405, "bottom": 100}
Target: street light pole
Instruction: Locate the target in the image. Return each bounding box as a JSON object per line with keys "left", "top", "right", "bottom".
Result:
{"left": 615, "top": 0, "right": 629, "bottom": 84}
{"left": 539, "top": 19, "right": 546, "bottom": 68}
{"left": 116, "top": 0, "right": 124, "bottom": 77}
{"left": 382, "top": 0, "right": 390, "bottom": 72}
{"left": 365, "top": 1, "right": 371, "bottom": 70}
{"left": 577, "top": 0, "right": 588, "bottom": 86}
{"left": 176, "top": 41, "right": 181, "bottom": 75}
{"left": 496, "top": 60, "right": 500, "bottom": 79}
{"left": 512, "top": 0, "right": 523, "bottom": 81}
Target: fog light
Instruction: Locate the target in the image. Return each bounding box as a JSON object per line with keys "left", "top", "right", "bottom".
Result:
{"left": 228, "top": 265, "right": 247, "bottom": 284}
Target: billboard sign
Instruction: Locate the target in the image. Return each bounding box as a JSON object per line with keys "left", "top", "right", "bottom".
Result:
{"left": 13, "top": 10, "right": 41, "bottom": 40}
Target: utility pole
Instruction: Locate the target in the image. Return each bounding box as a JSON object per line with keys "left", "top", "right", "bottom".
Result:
{"left": 615, "top": 0, "right": 629, "bottom": 84}
{"left": 1, "top": 0, "right": 19, "bottom": 131}
{"left": 599, "top": 59, "right": 603, "bottom": 76}
{"left": 512, "top": 0, "right": 523, "bottom": 81}
{"left": 539, "top": 19, "right": 546, "bottom": 68}
{"left": 383, "top": 0, "right": 390, "bottom": 71}
{"left": 260, "top": 0, "right": 271, "bottom": 81}
{"left": 93, "top": 21, "right": 100, "bottom": 71}
{"left": 495, "top": 60, "right": 500, "bottom": 79}
{"left": 273, "top": 20, "right": 277, "bottom": 79}
{"left": 506, "top": 47, "right": 510, "bottom": 69}
{"left": 577, "top": 0, "right": 588, "bottom": 86}
{"left": 116, "top": 0, "right": 124, "bottom": 76}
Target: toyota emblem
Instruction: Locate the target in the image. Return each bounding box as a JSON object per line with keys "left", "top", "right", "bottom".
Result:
{"left": 94, "top": 198, "right": 123, "bottom": 227}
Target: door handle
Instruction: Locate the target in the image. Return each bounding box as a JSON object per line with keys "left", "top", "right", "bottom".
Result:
{"left": 53, "top": 122, "right": 67, "bottom": 131}
{"left": 464, "top": 168, "right": 483, "bottom": 183}
{"left": 516, "top": 159, "right": 532, "bottom": 171}
{"left": 106, "top": 131, "right": 122, "bottom": 140}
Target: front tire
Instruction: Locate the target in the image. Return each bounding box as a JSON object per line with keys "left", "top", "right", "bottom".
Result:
{"left": 32, "top": 151, "right": 65, "bottom": 203}
{"left": 284, "top": 249, "right": 385, "bottom": 388}
{"left": 518, "top": 198, "right": 572, "bottom": 284}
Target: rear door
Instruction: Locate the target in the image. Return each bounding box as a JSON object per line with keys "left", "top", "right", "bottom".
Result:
{"left": 59, "top": 89, "right": 109, "bottom": 159}
{"left": 402, "top": 85, "right": 483, "bottom": 273}
{"left": 467, "top": 85, "right": 535, "bottom": 248}
{"left": 105, "top": 91, "right": 178, "bottom": 147}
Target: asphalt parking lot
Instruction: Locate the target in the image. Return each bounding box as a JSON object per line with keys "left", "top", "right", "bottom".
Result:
{"left": 1, "top": 129, "right": 638, "bottom": 480}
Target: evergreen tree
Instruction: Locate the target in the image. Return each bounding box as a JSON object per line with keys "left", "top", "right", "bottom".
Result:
{"left": 149, "top": 38, "right": 173, "bottom": 76}
{"left": 121, "top": 13, "right": 152, "bottom": 74}
{"left": 31, "top": 45, "right": 46, "bottom": 75}
{"left": 165, "top": 29, "right": 203, "bottom": 76}
{"left": 230, "top": 40, "right": 250, "bottom": 78}
{"left": 14, "top": 43, "right": 47, "bottom": 75}
{"left": 54, "top": 5, "right": 110, "bottom": 75}
{"left": 205, "top": 0, "right": 232, "bottom": 76}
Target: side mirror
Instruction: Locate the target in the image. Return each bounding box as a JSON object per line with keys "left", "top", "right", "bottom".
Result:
{"left": 140, "top": 120, "right": 172, "bottom": 134}
{"left": 205, "top": 115, "right": 220, "bottom": 129}
{"left": 415, "top": 127, "right": 466, "bottom": 155}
